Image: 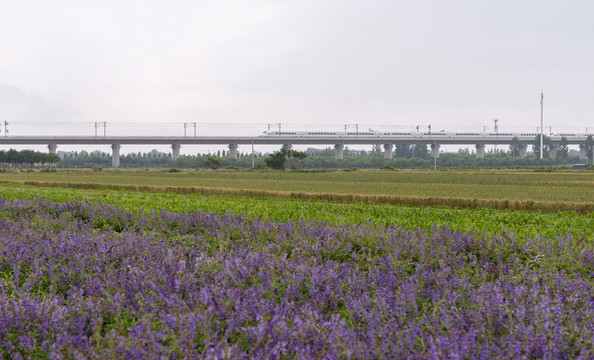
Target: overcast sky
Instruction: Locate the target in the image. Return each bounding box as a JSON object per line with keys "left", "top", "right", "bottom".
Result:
{"left": 1, "top": 0, "right": 594, "bottom": 143}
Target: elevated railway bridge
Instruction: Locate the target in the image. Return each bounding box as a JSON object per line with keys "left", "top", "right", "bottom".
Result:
{"left": 0, "top": 133, "right": 591, "bottom": 168}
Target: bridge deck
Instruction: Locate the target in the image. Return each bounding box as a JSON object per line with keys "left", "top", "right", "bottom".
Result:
{"left": 0, "top": 135, "right": 589, "bottom": 146}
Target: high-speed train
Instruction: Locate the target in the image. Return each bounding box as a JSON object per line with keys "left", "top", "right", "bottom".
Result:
{"left": 259, "top": 130, "right": 589, "bottom": 138}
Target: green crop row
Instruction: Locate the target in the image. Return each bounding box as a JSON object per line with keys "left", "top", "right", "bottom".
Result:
{"left": 1, "top": 182, "right": 593, "bottom": 243}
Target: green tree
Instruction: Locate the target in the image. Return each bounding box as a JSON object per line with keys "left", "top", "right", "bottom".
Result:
{"left": 413, "top": 144, "right": 428, "bottom": 159}
{"left": 585, "top": 135, "right": 594, "bottom": 164}
{"left": 204, "top": 156, "right": 221, "bottom": 169}
{"left": 371, "top": 144, "right": 383, "bottom": 157}
{"left": 264, "top": 148, "right": 307, "bottom": 170}
{"left": 556, "top": 137, "right": 569, "bottom": 160}
{"left": 395, "top": 144, "right": 413, "bottom": 158}
{"left": 509, "top": 136, "right": 522, "bottom": 157}
{"left": 5, "top": 149, "right": 18, "bottom": 163}
{"left": 532, "top": 134, "right": 551, "bottom": 158}
{"left": 285, "top": 149, "right": 307, "bottom": 169}
{"left": 264, "top": 151, "right": 285, "bottom": 170}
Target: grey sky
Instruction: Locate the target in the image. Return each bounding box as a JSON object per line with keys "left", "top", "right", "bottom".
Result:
{"left": 1, "top": 0, "right": 594, "bottom": 142}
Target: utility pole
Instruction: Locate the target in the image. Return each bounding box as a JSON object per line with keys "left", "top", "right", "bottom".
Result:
{"left": 416, "top": 125, "right": 432, "bottom": 135}
{"left": 251, "top": 139, "right": 255, "bottom": 168}
{"left": 268, "top": 123, "right": 281, "bottom": 136}
{"left": 540, "top": 91, "right": 544, "bottom": 159}
{"left": 94, "top": 122, "right": 106, "bottom": 137}
{"left": 345, "top": 124, "right": 359, "bottom": 136}
{"left": 2, "top": 121, "right": 8, "bottom": 137}
{"left": 493, "top": 119, "right": 499, "bottom": 154}
{"left": 184, "top": 122, "right": 197, "bottom": 137}
{"left": 434, "top": 140, "right": 437, "bottom": 170}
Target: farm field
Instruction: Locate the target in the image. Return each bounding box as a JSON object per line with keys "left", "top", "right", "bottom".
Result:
{"left": 1, "top": 182, "right": 594, "bottom": 243}
{"left": 1, "top": 168, "right": 594, "bottom": 203}
{"left": 1, "top": 171, "right": 594, "bottom": 358}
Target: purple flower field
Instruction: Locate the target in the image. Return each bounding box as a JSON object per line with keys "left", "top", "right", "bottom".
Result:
{"left": 1, "top": 196, "right": 594, "bottom": 359}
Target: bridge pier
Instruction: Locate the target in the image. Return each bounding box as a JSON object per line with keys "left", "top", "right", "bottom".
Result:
{"left": 335, "top": 144, "right": 344, "bottom": 160}
{"left": 171, "top": 144, "right": 181, "bottom": 160}
{"left": 475, "top": 144, "right": 485, "bottom": 159}
{"left": 383, "top": 144, "right": 393, "bottom": 159}
{"left": 48, "top": 143, "right": 57, "bottom": 154}
{"left": 229, "top": 144, "right": 238, "bottom": 159}
{"left": 579, "top": 144, "right": 587, "bottom": 162}
{"left": 549, "top": 143, "right": 558, "bottom": 160}
{"left": 431, "top": 143, "right": 440, "bottom": 158}
{"left": 282, "top": 144, "right": 292, "bottom": 151}
{"left": 519, "top": 144, "right": 528, "bottom": 157}
{"left": 111, "top": 144, "right": 121, "bottom": 168}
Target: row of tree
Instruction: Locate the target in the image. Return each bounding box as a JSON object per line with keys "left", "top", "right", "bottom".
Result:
{"left": 0, "top": 149, "right": 59, "bottom": 166}
{"left": 48, "top": 149, "right": 584, "bottom": 170}
{"left": 533, "top": 135, "right": 594, "bottom": 163}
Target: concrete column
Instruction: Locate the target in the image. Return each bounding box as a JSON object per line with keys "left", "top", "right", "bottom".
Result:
{"left": 111, "top": 144, "right": 121, "bottom": 168}
{"left": 549, "top": 143, "right": 558, "bottom": 160}
{"left": 431, "top": 143, "right": 440, "bottom": 158}
{"left": 383, "top": 144, "right": 393, "bottom": 159}
{"left": 48, "top": 143, "right": 57, "bottom": 154}
{"left": 229, "top": 144, "right": 238, "bottom": 159}
{"left": 282, "top": 144, "right": 292, "bottom": 150}
{"left": 579, "top": 144, "right": 587, "bottom": 162}
{"left": 475, "top": 144, "right": 485, "bottom": 159}
{"left": 171, "top": 144, "right": 181, "bottom": 160}
{"left": 335, "top": 144, "right": 344, "bottom": 160}
{"left": 519, "top": 144, "right": 528, "bottom": 157}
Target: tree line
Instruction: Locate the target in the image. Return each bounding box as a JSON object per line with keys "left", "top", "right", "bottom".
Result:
{"left": 53, "top": 149, "right": 584, "bottom": 170}
{"left": 0, "top": 149, "right": 59, "bottom": 167}
{"left": 528, "top": 135, "right": 594, "bottom": 163}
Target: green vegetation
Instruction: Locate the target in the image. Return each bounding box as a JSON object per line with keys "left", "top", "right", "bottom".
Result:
{"left": 2, "top": 196, "right": 593, "bottom": 357}
{"left": 2, "top": 162, "right": 593, "bottom": 358}
{"left": 264, "top": 148, "right": 307, "bottom": 170}
{"left": 0, "top": 149, "right": 59, "bottom": 166}
{"left": 48, "top": 146, "right": 585, "bottom": 169}
{"left": 586, "top": 135, "right": 594, "bottom": 164}
{"left": 1, "top": 182, "right": 592, "bottom": 243}
{"left": 203, "top": 155, "right": 221, "bottom": 169}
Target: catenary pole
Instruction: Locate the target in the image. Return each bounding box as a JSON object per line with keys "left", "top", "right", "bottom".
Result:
{"left": 540, "top": 92, "right": 544, "bottom": 159}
